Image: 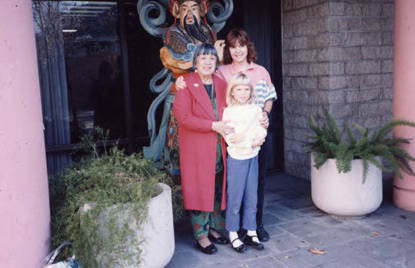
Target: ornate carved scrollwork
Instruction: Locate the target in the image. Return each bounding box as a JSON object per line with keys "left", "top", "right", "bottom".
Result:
{"left": 146, "top": 69, "right": 173, "bottom": 142}
{"left": 207, "top": 0, "right": 234, "bottom": 34}
{"left": 137, "top": 0, "right": 170, "bottom": 38}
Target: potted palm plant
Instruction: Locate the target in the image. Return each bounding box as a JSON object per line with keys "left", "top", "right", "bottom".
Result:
{"left": 50, "top": 129, "right": 183, "bottom": 267}
{"left": 306, "top": 112, "right": 415, "bottom": 216}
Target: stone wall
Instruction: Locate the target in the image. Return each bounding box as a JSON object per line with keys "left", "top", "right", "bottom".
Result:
{"left": 282, "top": 0, "right": 394, "bottom": 179}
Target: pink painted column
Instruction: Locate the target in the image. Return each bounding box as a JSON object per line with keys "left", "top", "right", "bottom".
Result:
{"left": 0, "top": 0, "right": 51, "bottom": 267}
{"left": 393, "top": 0, "right": 415, "bottom": 211}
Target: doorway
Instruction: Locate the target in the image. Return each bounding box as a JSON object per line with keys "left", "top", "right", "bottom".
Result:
{"left": 219, "top": 0, "right": 284, "bottom": 171}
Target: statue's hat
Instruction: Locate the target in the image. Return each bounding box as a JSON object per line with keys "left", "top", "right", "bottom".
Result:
{"left": 169, "top": 0, "right": 210, "bottom": 17}
{"left": 177, "top": 0, "right": 202, "bottom": 4}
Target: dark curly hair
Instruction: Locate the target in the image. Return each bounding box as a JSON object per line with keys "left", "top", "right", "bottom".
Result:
{"left": 223, "top": 28, "right": 258, "bottom": 65}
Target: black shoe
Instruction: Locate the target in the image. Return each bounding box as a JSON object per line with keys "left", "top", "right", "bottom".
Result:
{"left": 208, "top": 231, "right": 229, "bottom": 245}
{"left": 194, "top": 240, "right": 218, "bottom": 255}
{"left": 257, "top": 226, "right": 270, "bottom": 242}
{"left": 245, "top": 235, "right": 265, "bottom": 250}
{"left": 230, "top": 238, "right": 247, "bottom": 253}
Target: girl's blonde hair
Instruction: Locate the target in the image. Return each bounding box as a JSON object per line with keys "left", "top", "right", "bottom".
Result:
{"left": 226, "top": 72, "right": 255, "bottom": 106}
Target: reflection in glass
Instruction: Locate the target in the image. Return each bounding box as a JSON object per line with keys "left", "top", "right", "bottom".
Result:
{"left": 32, "top": 1, "right": 122, "bottom": 174}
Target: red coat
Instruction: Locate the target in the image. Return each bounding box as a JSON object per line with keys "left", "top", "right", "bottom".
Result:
{"left": 173, "top": 72, "right": 227, "bottom": 212}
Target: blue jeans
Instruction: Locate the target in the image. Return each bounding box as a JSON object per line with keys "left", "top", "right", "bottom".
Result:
{"left": 225, "top": 155, "right": 258, "bottom": 232}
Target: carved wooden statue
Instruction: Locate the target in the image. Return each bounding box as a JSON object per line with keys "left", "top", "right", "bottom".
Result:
{"left": 138, "top": 0, "right": 233, "bottom": 174}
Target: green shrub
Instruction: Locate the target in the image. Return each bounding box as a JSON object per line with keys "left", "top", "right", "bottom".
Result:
{"left": 50, "top": 129, "right": 183, "bottom": 267}
{"left": 306, "top": 111, "right": 415, "bottom": 183}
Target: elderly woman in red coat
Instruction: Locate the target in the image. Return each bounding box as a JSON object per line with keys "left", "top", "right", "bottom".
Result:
{"left": 173, "top": 43, "right": 233, "bottom": 254}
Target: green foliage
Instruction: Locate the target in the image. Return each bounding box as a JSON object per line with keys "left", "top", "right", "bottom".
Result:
{"left": 50, "top": 128, "right": 183, "bottom": 267}
{"left": 306, "top": 111, "right": 415, "bottom": 183}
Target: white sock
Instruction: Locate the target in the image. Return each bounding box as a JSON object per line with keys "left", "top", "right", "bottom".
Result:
{"left": 229, "top": 231, "right": 243, "bottom": 247}
{"left": 247, "top": 230, "right": 260, "bottom": 243}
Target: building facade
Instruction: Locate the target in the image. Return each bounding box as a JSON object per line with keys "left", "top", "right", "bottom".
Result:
{"left": 282, "top": 0, "right": 395, "bottom": 179}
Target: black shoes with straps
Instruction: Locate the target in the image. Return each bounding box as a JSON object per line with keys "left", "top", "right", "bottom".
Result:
{"left": 231, "top": 238, "right": 247, "bottom": 253}
{"left": 245, "top": 235, "right": 265, "bottom": 250}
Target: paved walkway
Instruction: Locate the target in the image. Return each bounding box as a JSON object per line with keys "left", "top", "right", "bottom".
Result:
{"left": 167, "top": 173, "right": 415, "bottom": 268}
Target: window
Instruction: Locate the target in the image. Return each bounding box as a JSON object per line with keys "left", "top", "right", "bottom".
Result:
{"left": 33, "top": 1, "right": 127, "bottom": 174}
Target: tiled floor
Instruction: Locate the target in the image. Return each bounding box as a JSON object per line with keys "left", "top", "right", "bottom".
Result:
{"left": 166, "top": 173, "right": 415, "bottom": 268}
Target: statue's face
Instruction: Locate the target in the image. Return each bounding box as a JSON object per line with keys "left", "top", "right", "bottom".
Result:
{"left": 179, "top": 1, "right": 201, "bottom": 28}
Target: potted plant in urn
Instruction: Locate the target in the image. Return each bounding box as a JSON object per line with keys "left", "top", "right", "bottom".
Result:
{"left": 306, "top": 112, "right": 415, "bottom": 216}
{"left": 50, "top": 129, "right": 183, "bottom": 267}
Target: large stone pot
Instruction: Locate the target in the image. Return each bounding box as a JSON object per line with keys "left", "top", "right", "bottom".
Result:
{"left": 81, "top": 183, "right": 175, "bottom": 267}
{"left": 140, "top": 183, "right": 175, "bottom": 267}
{"left": 311, "top": 156, "right": 383, "bottom": 216}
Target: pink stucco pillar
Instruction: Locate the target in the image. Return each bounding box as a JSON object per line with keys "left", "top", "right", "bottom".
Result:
{"left": 393, "top": 0, "right": 415, "bottom": 211}
{"left": 0, "top": 0, "right": 51, "bottom": 267}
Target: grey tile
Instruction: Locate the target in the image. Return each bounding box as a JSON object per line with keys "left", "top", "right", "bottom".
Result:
{"left": 246, "top": 256, "right": 288, "bottom": 268}
{"left": 382, "top": 254, "right": 415, "bottom": 268}
{"left": 276, "top": 191, "right": 306, "bottom": 201}
{"left": 347, "top": 236, "right": 415, "bottom": 259}
{"left": 277, "top": 197, "right": 314, "bottom": 210}
{"left": 279, "top": 220, "right": 328, "bottom": 237}
{"left": 309, "top": 243, "right": 389, "bottom": 268}
{"left": 273, "top": 248, "right": 334, "bottom": 268}
{"left": 353, "top": 214, "right": 415, "bottom": 238}
{"left": 266, "top": 205, "right": 305, "bottom": 222}
{"left": 296, "top": 206, "right": 327, "bottom": 218}
{"left": 266, "top": 225, "right": 285, "bottom": 238}
{"left": 302, "top": 224, "right": 373, "bottom": 248}
{"left": 166, "top": 250, "right": 204, "bottom": 268}
{"left": 262, "top": 213, "right": 282, "bottom": 227}
{"left": 268, "top": 232, "right": 310, "bottom": 252}
{"left": 313, "top": 215, "right": 349, "bottom": 227}
{"left": 312, "top": 255, "right": 388, "bottom": 268}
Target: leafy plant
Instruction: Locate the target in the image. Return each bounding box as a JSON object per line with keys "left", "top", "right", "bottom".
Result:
{"left": 50, "top": 129, "right": 183, "bottom": 267}
{"left": 306, "top": 111, "right": 415, "bottom": 183}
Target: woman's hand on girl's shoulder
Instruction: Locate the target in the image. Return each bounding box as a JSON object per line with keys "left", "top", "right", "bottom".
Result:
{"left": 175, "top": 76, "right": 187, "bottom": 90}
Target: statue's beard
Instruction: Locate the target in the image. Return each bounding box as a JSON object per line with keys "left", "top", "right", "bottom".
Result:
{"left": 184, "top": 15, "right": 208, "bottom": 43}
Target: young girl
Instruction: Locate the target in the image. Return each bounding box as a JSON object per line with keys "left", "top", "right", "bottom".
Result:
{"left": 223, "top": 73, "right": 267, "bottom": 253}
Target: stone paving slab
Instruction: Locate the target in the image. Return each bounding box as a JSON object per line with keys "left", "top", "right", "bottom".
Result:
{"left": 166, "top": 173, "right": 415, "bottom": 268}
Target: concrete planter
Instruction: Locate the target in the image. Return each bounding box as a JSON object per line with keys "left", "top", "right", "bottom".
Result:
{"left": 81, "top": 183, "right": 175, "bottom": 267}
{"left": 311, "top": 156, "right": 383, "bottom": 216}
{"left": 140, "top": 183, "right": 175, "bottom": 267}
